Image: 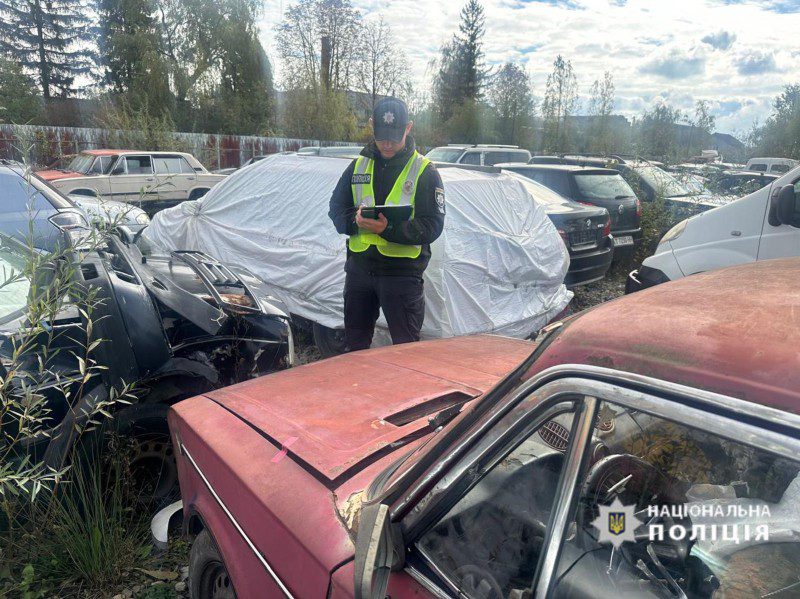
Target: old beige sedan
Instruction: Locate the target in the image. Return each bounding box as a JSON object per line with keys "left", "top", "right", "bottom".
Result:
{"left": 39, "top": 150, "right": 226, "bottom": 215}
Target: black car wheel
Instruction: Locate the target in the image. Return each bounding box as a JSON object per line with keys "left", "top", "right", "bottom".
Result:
{"left": 190, "top": 529, "right": 237, "bottom": 599}
{"left": 82, "top": 402, "right": 178, "bottom": 507}
{"left": 312, "top": 322, "right": 347, "bottom": 357}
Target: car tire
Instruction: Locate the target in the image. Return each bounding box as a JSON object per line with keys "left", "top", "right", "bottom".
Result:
{"left": 189, "top": 529, "right": 237, "bottom": 599}
{"left": 312, "top": 322, "right": 347, "bottom": 357}
{"left": 189, "top": 188, "right": 210, "bottom": 201}
{"left": 80, "top": 402, "right": 178, "bottom": 508}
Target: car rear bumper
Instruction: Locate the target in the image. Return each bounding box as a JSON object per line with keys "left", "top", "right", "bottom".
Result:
{"left": 565, "top": 239, "right": 614, "bottom": 287}
{"left": 625, "top": 264, "right": 671, "bottom": 293}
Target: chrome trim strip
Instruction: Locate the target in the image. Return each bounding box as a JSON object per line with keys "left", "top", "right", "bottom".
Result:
{"left": 535, "top": 396, "right": 597, "bottom": 597}
{"left": 182, "top": 445, "right": 295, "bottom": 598}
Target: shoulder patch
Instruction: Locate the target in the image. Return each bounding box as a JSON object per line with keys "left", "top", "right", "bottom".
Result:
{"left": 435, "top": 187, "right": 445, "bottom": 214}
{"left": 351, "top": 173, "right": 371, "bottom": 184}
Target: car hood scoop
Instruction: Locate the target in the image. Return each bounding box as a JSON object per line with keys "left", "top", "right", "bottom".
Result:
{"left": 203, "top": 335, "right": 534, "bottom": 485}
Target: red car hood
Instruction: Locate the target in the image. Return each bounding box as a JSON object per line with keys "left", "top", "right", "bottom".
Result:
{"left": 203, "top": 335, "right": 534, "bottom": 484}
{"left": 36, "top": 169, "right": 83, "bottom": 181}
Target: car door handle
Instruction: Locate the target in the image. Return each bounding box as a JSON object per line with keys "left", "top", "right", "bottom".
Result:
{"left": 187, "top": 176, "right": 196, "bottom": 180}
{"left": 145, "top": 177, "right": 154, "bottom": 182}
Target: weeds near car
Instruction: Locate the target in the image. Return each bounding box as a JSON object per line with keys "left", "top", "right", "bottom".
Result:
{"left": 0, "top": 155, "right": 140, "bottom": 596}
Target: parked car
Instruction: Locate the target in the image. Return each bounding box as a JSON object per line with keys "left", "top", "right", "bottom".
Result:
{"left": 144, "top": 154, "right": 572, "bottom": 357}
{"left": 503, "top": 171, "right": 614, "bottom": 286}
{"left": 68, "top": 192, "right": 150, "bottom": 232}
{"left": 559, "top": 156, "right": 726, "bottom": 220}
{"left": 710, "top": 170, "right": 779, "bottom": 196}
{"left": 161, "top": 257, "right": 800, "bottom": 599}
{"left": 529, "top": 155, "right": 566, "bottom": 165}
{"left": 1, "top": 227, "right": 294, "bottom": 502}
{"left": 37, "top": 150, "right": 226, "bottom": 215}
{"left": 500, "top": 163, "right": 641, "bottom": 254}
{"left": 745, "top": 157, "right": 798, "bottom": 174}
{"left": 296, "top": 146, "right": 362, "bottom": 159}
{"left": 627, "top": 165, "right": 800, "bottom": 292}
{"left": 0, "top": 162, "right": 91, "bottom": 251}
{"left": 426, "top": 144, "right": 532, "bottom": 166}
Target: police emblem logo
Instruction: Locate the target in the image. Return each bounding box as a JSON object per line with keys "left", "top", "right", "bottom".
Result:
{"left": 435, "top": 188, "right": 445, "bottom": 214}
{"left": 609, "top": 512, "right": 625, "bottom": 535}
{"left": 383, "top": 111, "right": 395, "bottom": 125}
{"left": 403, "top": 180, "right": 414, "bottom": 193}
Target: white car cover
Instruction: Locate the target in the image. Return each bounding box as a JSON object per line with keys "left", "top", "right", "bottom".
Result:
{"left": 145, "top": 154, "right": 571, "bottom": 341}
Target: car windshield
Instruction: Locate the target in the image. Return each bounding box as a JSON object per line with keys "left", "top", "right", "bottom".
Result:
{"left": 574, "top": 172, "right": 637, "bottom": 200}
{"left": 426, "top": 148, "right": 466, "bottom": 163}
{"left": 0, "top": 242, "right": 30, "bottom": 322}
{"left": 633, "top": 164, "right": 692, "bottom": 197}
{"left": 66, "top": 153, "right": 96, "bottom": 174}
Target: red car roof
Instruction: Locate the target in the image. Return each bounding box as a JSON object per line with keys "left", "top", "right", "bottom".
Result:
{"left": 83, "top": 149, "right": 132, "bottom": 155}
{"left": 528, "top": 258, "right": 800, "bottom": 414}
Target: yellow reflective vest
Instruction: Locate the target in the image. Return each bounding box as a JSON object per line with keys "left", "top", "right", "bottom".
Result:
{"left": 349, "top": 151, "right": 430, "bottom": 259}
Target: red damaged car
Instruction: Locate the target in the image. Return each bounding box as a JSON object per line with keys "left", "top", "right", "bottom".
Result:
{"left": 160, "top": 258, "right": 800, "bottom": 599}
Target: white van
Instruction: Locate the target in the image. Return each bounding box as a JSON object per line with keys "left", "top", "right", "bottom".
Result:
{"left": 745, "top": 157, "right": 798, "bottom": 175}
{"left": 627, "top": 165, "right": 800, "bottom": 292}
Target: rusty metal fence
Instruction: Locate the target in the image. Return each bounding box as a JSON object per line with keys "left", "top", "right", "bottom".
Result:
{"left": 1, "top": 124, "right": 360, "bottom": 170}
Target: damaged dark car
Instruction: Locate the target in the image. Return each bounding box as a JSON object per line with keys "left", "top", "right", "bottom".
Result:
{"left": 0, "top": 228, "right": 294, "bottom": 502}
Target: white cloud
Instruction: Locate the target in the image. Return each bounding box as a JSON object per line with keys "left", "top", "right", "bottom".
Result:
{"left": 258, "top": 0, "right": 800, "bottom": 132}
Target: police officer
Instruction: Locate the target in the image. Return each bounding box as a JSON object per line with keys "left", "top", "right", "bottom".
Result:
{"left": 328, "top": 97, "right": 445, "bottom": 351}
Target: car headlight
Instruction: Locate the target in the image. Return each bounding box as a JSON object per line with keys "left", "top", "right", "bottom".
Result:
{"left": 135, "top": 212, "right": 150, "bottom": 225}
{"left": 660, "top": 219, "right": 687, "bottom": 245}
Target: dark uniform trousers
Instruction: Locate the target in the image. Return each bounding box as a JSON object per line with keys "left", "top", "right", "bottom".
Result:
{"left": 344, "top": 269, "right": 425, "bottom": 351}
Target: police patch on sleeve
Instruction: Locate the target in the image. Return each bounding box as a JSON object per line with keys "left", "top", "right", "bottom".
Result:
{"left": 435, "top": 188, "right": 445, "bottom": 214}
{"left": 351, "top": 173, "right": 371, "bottom": 184}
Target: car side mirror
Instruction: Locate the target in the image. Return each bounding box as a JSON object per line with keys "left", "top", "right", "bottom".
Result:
{"left": 769, "top": 185, "right": 800, "bottom": 228}
{"left": 354, "top": 503, "right": 404, "bottom": 599}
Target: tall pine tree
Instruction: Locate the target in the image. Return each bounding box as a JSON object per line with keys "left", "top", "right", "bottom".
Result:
{"left": 433, "top": 0, "right": 488, "bottom": 131}
{"left": 0, "top": 0, "right": 94, "bottom": 99}
{"left": 95, "top": 0, "right": 173, "bottom": 116}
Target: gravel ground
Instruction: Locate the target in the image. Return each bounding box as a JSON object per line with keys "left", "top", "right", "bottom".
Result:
{"left": 570, "top": 264, "right": 628, "bottom": 313}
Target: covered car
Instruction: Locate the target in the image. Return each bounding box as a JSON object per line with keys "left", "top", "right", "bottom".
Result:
{"left": 144, "top": 154, "right": 572, "bottom": 353}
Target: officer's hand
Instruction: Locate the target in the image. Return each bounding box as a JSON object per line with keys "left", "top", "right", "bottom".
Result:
{"left": 356, "top": 208, "right": 388, "bottom": 234}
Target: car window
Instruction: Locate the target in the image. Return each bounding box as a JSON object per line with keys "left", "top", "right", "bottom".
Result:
{"left": 749, "top": 163, "right": 767, "bottom": 172}
{"left": 0, "top": 242, "right": 30, "bottom": 322}
{"left": 485, "top": 150, "right": 531, "bottom": 166}
{"left": 123, "top": 155, "right": 153, "bottom": 175}
{"left": 426, "top": 148, "right": 467, "bottom": 163}
{"left": 2, "top": 173, "right": 53, "bottom": 212}
{"left": 153, "top": 156, "right": 184, "bottom": 175}
{"left": 461, "top": 152, "right": 482, "bottom": 165}
{"left": 543, "top": 172, "right": 572, "bottom": 197}
{"left": 417, "top": 410, "right": 576, "bottom": 598}
{"left": 573, "top": 173, "right": 637, "bottom": 201}
{"left": 632, "top": 165, "right": 690, "bottom": 197}
{"left": 505, "top": 171, "right": 571, "bottom": 206}
{"left": 770, "top": 164, "right": 790, "bottom": 174}
{"left": 552, "top": 400, "right": 800, "bottom": 599}
{"left": 67, "top": 153, "right": 95, "bottom": 174}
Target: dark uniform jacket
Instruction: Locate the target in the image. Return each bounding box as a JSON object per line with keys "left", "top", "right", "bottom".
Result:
{"left": 328, "top": 137, "right": 445, "bottom": 276}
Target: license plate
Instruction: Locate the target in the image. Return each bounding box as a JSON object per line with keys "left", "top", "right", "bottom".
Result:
{"left": 615, "top": 236, "right": 634, "bottom": 247}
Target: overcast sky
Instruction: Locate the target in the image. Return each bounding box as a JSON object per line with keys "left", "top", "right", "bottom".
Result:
{"left": 258, "top": 0, "right": 800, "bottom": 135}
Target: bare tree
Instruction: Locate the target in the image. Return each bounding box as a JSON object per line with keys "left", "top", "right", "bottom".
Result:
{"left": 587, "top": 71, "right": 615, "bottom": 153}
{"left": 353, "top": 16, "right": 408, "bottom": 111}
{"left": 489, "top": 63, "right": 535, "bottom": 146}
{"left": 276, "top": 0, "right": 360, "bottom": 91}
{"left": 541, "top": 55, "right": 578, "bottom": 153}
